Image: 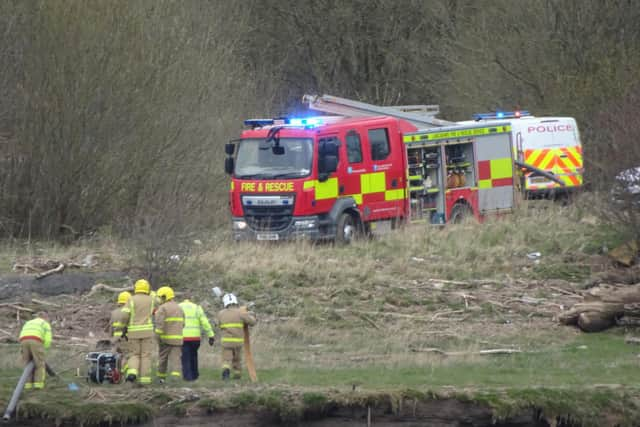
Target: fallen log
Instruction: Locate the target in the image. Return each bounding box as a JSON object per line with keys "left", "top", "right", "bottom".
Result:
{"left": 36, "top": 263, "right": 65, "bottom": 279}
{"left": 31, "top": 298, "right": 62, "bottom": 308}
{"left": 410, "top": 347, "right": 522, "bottom": 356}
{"left": 558, "top": 284, "right": 640, "bottom": 332}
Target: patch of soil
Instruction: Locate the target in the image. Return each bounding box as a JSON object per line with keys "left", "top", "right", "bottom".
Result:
{"left": 0, "top": 271, "right": 130, "bottom": 300}
{"left": 140, "top": 402, "right": 550, "bottom": 427}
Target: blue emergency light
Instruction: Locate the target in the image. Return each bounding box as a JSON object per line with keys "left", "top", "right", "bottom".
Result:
{"left": 286, "top": 117, "right": 322, "bottom": 126}
{"left": 472, "top": 110, "right": 530, "bottom": 121}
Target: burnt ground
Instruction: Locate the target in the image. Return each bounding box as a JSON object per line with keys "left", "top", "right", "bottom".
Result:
{"left": 0, "top": 271, "right": 130, "bottom": 300}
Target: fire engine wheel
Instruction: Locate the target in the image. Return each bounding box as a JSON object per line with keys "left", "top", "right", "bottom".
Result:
{"left": 336, "top": 212, "right": 359, "bottom": 244}
{"left": 450, "top": 203, "right": 473, "bottom": 224}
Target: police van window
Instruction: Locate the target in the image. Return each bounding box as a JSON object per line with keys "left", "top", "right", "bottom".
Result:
{"left": 369, "top": 128, "right": 390, "bottom": 161}
{"left": 345, "top": 131, "right": 362, "bottom": 164}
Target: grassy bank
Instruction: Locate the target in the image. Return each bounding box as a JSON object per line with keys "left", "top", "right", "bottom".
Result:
{"left": 0, "top": 195, "right": 638, "bottom": 425}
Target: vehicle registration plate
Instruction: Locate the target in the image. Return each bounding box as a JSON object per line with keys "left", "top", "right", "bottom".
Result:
{"left": 530, "top": 177, "right": 548, "bottom": 183}
{"left": 257, "top": 233, "right": 279, "bottom": 241}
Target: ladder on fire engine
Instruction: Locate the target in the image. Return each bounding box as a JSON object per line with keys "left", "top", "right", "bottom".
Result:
{"left": 302, "top": 94, "right": 454, "bottom": 128}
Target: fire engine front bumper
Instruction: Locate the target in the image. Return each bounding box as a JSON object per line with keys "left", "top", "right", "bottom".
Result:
{"left": 232, "top": 215, "right": 333, "bottom": 241}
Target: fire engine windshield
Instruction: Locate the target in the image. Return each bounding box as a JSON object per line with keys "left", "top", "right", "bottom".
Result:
{"left": 234, "top": 138, "right": 313, "bottom": 179}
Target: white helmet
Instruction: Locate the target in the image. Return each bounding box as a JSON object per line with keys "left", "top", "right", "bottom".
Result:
{"left": 223, "top": 293, "right": 238, "bottom": 307}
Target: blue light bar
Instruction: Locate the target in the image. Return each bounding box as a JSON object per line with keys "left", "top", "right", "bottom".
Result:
{"left": 244, "top": 117, "right": 326, "bottom": 129}
{"left": 472, "top": 110, "right": 530, "bottom": 121}
{"left": 286, "top": 117, "right": 322, "bottom": 127}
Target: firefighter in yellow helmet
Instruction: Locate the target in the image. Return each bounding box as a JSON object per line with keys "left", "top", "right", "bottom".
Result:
{"left": 110, "top": 291, "right": 131, "bottom": 372}
{"left": 154, "top": 286, "right": 184, "bottom": 383}
{"left": 19, "top": 311, "right": 52, "bottom": 390}
{"left": 216, "top": 293, "right": 256, "bottom": 380}
{"left": 121, "top": 279, "right": 155, "bottom": 385}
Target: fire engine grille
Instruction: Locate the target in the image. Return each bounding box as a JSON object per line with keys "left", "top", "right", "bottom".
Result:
{"left": 243, "top": 205, "right": 294, "bottom": 231}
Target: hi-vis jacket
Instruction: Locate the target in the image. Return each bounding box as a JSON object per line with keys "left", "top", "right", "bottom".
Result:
{"left": 155, "top": 300, "right": 184, "bottom": 346}
{"left": 179, "top": 300, "right": 214, "bottom": 342}
{"left": 216, "top": 307, "right": 256, "bottom": 348}
{"left": 122, "top": 293, "right": 155, "bottom": 339}
{"left": 19, "top": 317, "right": 52, "bottom": 349}
{"left": 110, "top": 307, "right": 128, "bottom": 337}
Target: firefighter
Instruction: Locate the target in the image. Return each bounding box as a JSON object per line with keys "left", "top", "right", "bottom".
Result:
{"left": 154, "top": 286, "right": 184, "bottom": 383}
{"left": 179, "top": 295, "right": 215, "bottom": 381}
{"left": 110, "top": 291, "right": 131, "bottom": 372}
{"left": 18, "top": 311, "right": 52, "bottom": 390}
{"left": 121, "top": 279, "right": 155, "bottom": 385}
{"left": 216, "top": 293, "right": 256, "bottom": 380}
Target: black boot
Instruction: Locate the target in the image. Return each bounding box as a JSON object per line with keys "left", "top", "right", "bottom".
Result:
{"left": 221, "top": 368, "right": 230, "bottom": 381}
{"left": 126, "top": 374, "right": 137, "bottom": 383}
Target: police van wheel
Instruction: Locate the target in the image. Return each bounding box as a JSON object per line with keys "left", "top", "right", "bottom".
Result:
{"left": 336, "top": 212, "right": 357, "bottom": 244}
{"left": 450, "top": 203, "right": 473, "bottom": 224}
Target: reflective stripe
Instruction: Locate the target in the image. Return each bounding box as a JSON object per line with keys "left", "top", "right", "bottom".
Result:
{"left": 220, "top": 323, "right": 243, "bottom": 329}
{"left": 160, "top": 335, "right": 182, "bottom": 340}
{"left": 385, "top": 189, "right": 404, "bottom": 201}
{"left": 404, "top": 125, "right": 512, "bottom": 143}
{"left": 362, "top": 172, "right": 386, "bottom": 194}
{"left": 20, "top": 336, "right": 43, "bottom": 343}
{"left": 113, "top": 332, "right": 123, "bottom": 337}
{"left": 33, "top": 382, "right": 44, "bottom": 389}
{"left": 139, "top": 376, "right": 152, "bottom": 384}
{"left": 170, "top": 371, "right": 181, "bottom": 377}
{"left": 164, "top": 317, "right": 183, "bottom": 322}
{"left": 316, "top": 177, "right": 339, "bottom": 200}
{"left": 221, "top": 337, "right": 244, "bottom": 343}
{"left": 129, "top": 324, "right": 153, "bottom": 331}
{"left": 24, "top": 383, "right": 32, "bottom": 390}
{"left": 112, "top": 322, "right": 125, "bottom": 327}
{"left": 155, "top": 329, "right": 164, "bottom": 334}
{"left": 157, "top": 372, "right": 167, "bottom": 378}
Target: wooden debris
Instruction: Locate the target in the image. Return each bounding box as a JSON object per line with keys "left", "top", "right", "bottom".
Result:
{"left": 625, "top": 336, "right": 640, "bottom": 345}
{"left": 411, "top": 347, "right": 522, "bottom": 356}
{"left": 36, "top": 263, "right": 65, "bottom": 279}
{"left": 85, "top": 283, "right": 132, "bottom": 298}
{"left": 0, "top": 303, "right": 33, "bottom": 312}
{"left": 609, "top": 240, "right": 639, "bottom": 267}
{"left": 558, "top": 283, "right": 640, "bottom": 332}
{"left": 31, "top": 298, "right": 62, "bottom": 308}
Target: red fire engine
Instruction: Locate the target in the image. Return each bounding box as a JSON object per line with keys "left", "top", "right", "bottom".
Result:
{"left": 224, "top": 114, "right": 516, "bottom": 242}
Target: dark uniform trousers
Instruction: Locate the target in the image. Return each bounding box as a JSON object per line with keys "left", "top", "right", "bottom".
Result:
{"left": 181, "top": 340, "right": 201, "bottom": 381}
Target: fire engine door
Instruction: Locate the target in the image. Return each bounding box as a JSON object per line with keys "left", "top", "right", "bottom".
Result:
{"left": 342, "top": 130, "right": 367, "bottom": 205}
{"left": 362, "top": 127, "right": 404, "bottom": 220}
{"left": 476, "top": 133, "right": 515, "bottom": 212}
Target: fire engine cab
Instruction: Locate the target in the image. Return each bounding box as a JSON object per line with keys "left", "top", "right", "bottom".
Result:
{"left": 224, "top": 115, "right": 517, "bottom": 242}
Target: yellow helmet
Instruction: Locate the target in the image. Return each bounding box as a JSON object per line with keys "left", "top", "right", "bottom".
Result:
{"left": 134, "top": 279, "right": 151, "bottom": 294}
{"left": 156, "top": 286, "right": 175, "bottom": 302}
{"left": 117, "top": 291, "right": 132, "bottom": 305}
